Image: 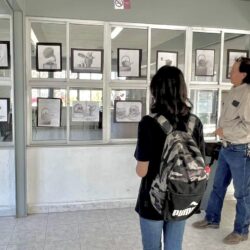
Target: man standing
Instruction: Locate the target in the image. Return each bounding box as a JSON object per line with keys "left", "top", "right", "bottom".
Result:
{"left": 193, "top": 57, "right": 250, "bottom": 245}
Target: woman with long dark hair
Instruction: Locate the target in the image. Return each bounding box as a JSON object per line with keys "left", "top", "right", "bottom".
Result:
{"left": 134, "top": 66, "right": 205, "bottom": 250}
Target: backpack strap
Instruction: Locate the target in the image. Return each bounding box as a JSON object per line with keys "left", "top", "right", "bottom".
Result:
{"left": 187, "top": 115, "right": 196, "bottom": 135}
{"left": 150, "top": 114, "right": 173, "bottom": 135}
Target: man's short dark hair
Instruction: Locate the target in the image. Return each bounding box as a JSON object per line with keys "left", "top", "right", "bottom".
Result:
{"left": 236, "top": 57, "right": 250, "bottom": 84}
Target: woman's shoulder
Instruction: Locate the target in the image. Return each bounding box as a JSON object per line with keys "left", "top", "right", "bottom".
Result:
{"left": 139, "top": 115, "right": 155, "bottom": 124}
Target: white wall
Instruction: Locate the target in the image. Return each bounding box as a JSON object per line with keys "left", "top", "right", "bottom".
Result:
{"left": 0, "top": 149, "right": 15, "bottom": 215}
{"left": 24, "top": 0, "right": 250, "bottom": 30}
{"left": 27, "top": 145, "right": 139, "bottom": 213}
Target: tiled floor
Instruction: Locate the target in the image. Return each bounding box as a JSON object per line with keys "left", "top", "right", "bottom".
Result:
{"left": 0, "top": 200, "right": 249, "bottom": 250}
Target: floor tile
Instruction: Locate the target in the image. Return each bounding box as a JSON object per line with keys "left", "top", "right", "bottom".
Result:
{"left": 44, "top": 240, "right": 81, "bottom": 250}
{"left": 0, "top": 200, "right": 249, "bottom": 250}
{"left": 9, "top": 230, "right": 45, "bottom": 245}
{"left": 6, "top": 243, "right": 44, "bottom": 250}
{"left": 46, "top": 223, "right": 79, "bottom": 242}
{"left": 47, "top": 212, "right": 79, "bottom": 226}
{"left": 0, "top": 232, "right": 11, "bottom": 245}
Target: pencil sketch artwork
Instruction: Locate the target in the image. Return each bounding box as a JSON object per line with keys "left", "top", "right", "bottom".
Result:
{"left": 0, "top": 42, "right": 10, "bottom": 69}
{"left": 195, "top": 49, "right": 215, "bottom": 76}
{"left": 0, "top": 99, "right": 8, "bottom": 122}
{"left": 157, "top": 51, "right": 178, "bottom": 70}
{"left": 71, "top": 49, "right": 103, "bottom": 73}
{"left": 37, "top": 98, "right": 61, "bottom": 127}
{"left": 72, "top": 101, "right": 99, "bottom": 122}
{"left": 36, "top": 43, "right": 62, "bottom": 71}
{"left": 115, "top": 101, "right": 142, "bottom": 122}
{"left": 226, "top": 49, "right": 249, "bottom": 78}
{"left": 118, "top": 49, "right": 141, "bottom": 77}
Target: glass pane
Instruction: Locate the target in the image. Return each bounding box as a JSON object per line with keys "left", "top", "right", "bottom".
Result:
{"left": 151, "top": 29, "right": 185, "bottom": 78}
{"left": 111, "top": 89, "right": 147, "bottom": 139}
{"left": 69, "top": 24, "right": 104, "bottom": 80}
{"left": 223, "top": 33, "right": 250, "bottom": 83}
{"left": 0, "top": 19, "right": 10, "bottom": 78}
{"left": 192, "top": 32, "right": 221, "bottom": 82}
{"left": 30, "top": 22, "right": 66, "bottom": 79}
{"left": 31, "top": 88, "right": 66, "bottom": 141}
{"left": 190, "top": 90, "right": 218, "bottom": 140}
{"left": 111, "top": 27, "right": 147, "bottom": 80}
{"left": 69, "top": 88, "right": 103, "bottom": 141}
{"left": 0, "top": 86, "right": 12, "bottom": 142}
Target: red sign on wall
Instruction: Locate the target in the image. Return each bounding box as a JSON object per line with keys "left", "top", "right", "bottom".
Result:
{"left": 124, "top": 0, "right": 131, "bottom": 9}
{"left": 114, "top": 0, "right": 131, "bottom": 10}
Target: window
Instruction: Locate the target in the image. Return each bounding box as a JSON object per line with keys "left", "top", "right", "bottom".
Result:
{"left": 190, "top": 89, "right": 218, "bottom": 140}
{"left": 31, "top": 88, "right": 66, "bottom": 141}
{"left": 0, "top": 17, "right": 12, "bottom": 144}
{"left": 191, "top": 32, "right": 221, "bottom": 83}
{"left": 110, "top": 89, "right": 146, "bottom": 139}
{"left": 27, "top": 18, "right": 250, "bottom": 145}
{"left": 30, "top": 22, "right": 66, "bottom": 80}
{"left": 69, "top": 88, "right": 103, "bottom": 141}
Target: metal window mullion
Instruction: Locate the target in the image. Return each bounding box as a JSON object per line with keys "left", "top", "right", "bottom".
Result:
{"left": 219, "top": 32, "right": 225, "bottom": 85}
{"left": 103, "top": 23, "right": 111, "bottom": 143}
{"left": 66, "top": 22, "right": 70, "bottom": 143}
{"left": 66, "top": 86, "right": 70, "bottom": 143}
{"left": 185, "top": 27, "right": 193, "bottom": 97}
{"left": 146, "top": 27, "right": 151, "bottom": 115}
{"left": 9, "top": 15, "right": 15, "bottom": 146}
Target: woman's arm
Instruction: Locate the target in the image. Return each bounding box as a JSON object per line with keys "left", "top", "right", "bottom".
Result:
{"left": 136, "top": 161, "right": 149, "bottom": 177}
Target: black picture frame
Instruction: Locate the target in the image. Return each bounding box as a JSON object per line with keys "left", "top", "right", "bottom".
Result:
{"left": 71, "top": 48, "right": 103, "bottom": 73}
{"left": 117, "top": 48, "right": 142, "bottom": 77}
{"left": 37, "top": 98, "right": 62, "bottom": 127}
{"left": 195, "top": 49, "right": 215, "bottom": 76}
{"left": 226, "top": 49, "right": 249, "bottom": 79}
{"left": 0, "top": 41, "right": 10, "bottom": 69}
{"left": 36, "top": 42, "right": 62, "bottom": 72}
{"left": 0, "top": 98, "right": 10, "bottom": 122}
{"left": 114, "top": 100, "right": 142, "bottom": 123}
{"left": 156, "top": 51, "right": 178, "bottom": 71}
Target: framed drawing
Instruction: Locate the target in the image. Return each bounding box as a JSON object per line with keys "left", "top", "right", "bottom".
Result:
{"left": 36, "top": 43, "right": 62, "bottom": 71}
{"left": 0, "top": 41, "right": 10, "bottom": 69}
{"left": 37, "top": 98, "right": 62, "bottom": 127}
{"left": 117, "top": 48, "right": 142, "bottom": 77}
{"left": 0, "top": 98, "right": 10, "bottom": 122}
{"left": 156, "top": 51, "right": 178, "bottom": 71}
{"left": 114, "top": 100, "right": 142, "bottom": 123}
{"left": 71, "top": 49, "right": 103, "bottom": 73}
{"left": 226, "top": 49, "right": 249, "bottom": 78}
{"left": 72, "top": 101, "right": 99, "bottom": 122}
{"left": 195, "top": 49, "right": 215, "bottom": 76}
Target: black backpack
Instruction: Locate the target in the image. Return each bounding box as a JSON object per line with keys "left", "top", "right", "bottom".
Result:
{"left": 149, "top": 115, "right": 208, "bottom": 221}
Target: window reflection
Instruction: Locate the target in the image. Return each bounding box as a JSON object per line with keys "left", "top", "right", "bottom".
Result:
{"left": 110, "top": 89, "right": 146, "bottom": 139}
{"left": 69, "top": 88, "right": 103, "bottom": 141}
{"left": 190, "top": 90, "right": 218, "bottom": 140}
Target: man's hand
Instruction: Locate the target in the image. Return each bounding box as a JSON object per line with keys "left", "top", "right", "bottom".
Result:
{"left": 215, "top": 127, "right": 224, "bottom": 138}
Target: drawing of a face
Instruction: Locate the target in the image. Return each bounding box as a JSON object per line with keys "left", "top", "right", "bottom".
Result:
{"left": 128, "top": 105, "right": 140, "bottom": 119}
{"left": 41, "top": 108, "right": 51, "bottom": 124}
{"left": 43, "top": 47, "right": 56, "bottom": 65}
{"left": 116, "top": 107, "right": 126, "bottom": 119}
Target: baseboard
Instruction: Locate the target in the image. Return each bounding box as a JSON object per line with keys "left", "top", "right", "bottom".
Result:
{"left": 28, "top": 199, "right": 137, "bottom": 214}
{"left": 0, "top": 206, "right": 15, "bottom": 217}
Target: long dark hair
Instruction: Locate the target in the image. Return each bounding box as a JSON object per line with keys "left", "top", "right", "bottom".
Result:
{"left": 150, "top": 65, "right": 192, "bottom": 124}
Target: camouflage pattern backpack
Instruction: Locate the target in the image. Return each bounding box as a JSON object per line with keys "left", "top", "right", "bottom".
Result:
{"left": 149, "top": 115, "right": 208, "bottom": 221}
